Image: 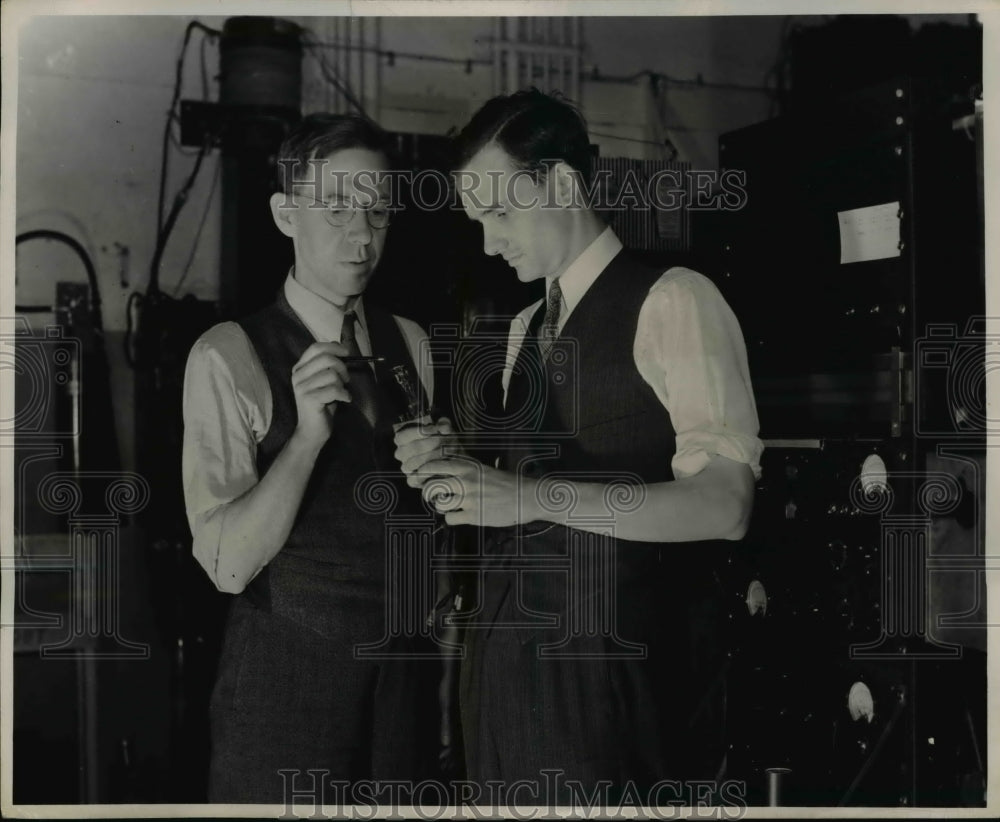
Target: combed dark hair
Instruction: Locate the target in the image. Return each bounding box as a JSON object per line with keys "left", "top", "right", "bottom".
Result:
{"left": 452, "top": 88, "right": 593, "bottom": 184}
{"left": 276, "top": 113, "right": 394, "bottom": 193}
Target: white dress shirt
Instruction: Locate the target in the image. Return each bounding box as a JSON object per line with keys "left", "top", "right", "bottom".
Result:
{"left": 503, "top": 226, "right": 763, "bottom": 480}
{"left": 182, "top": 272, "right": 433, "bottom": 585}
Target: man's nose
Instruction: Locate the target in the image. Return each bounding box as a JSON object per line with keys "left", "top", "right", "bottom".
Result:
{"left": 482, "top": 223, "right": 505, "bottom": 257}
{"left": 345, "top": 209, "right": 374, "bottom": 242}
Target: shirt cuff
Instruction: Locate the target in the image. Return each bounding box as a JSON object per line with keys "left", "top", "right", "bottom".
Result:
{"left": 672, "top": 429, "right": 764, "bottom": 481}
{"left": 190, "top": 506, "right": 227, "bottom": 590}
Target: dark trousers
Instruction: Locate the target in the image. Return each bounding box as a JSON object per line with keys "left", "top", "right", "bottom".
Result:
{"left": 459, "top": 528, "right": 729, "bottom": 806}
{"left": 207, "top": 596, "right": 431, "bottom": 804}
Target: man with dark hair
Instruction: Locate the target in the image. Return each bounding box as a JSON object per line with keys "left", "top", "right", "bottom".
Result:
{"left": 183, "top": 113, "right": 435, "bottom": 802}
{"left": 395, "top": 89, "right": 763, "bottom": 801}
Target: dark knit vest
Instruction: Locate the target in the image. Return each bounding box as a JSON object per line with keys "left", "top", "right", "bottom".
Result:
{"left": 503, "top": 250, "right": 675, "bottom": 482}
{"left": 236, "top": 291, "right": 427, "bottom": 640}
{"left": 492, "top": 249, "right": 729, "bottom": 645}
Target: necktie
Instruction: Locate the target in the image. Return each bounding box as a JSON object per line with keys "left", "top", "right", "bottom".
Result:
{"left": 538, "top": 278, "right": 563, "bottom": 362}
{"left": 340, "top": 310, "right": 379, "bottom": 428}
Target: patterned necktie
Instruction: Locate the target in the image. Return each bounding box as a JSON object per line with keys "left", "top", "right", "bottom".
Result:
{"left": 340, "top": 310, "right": 379, "bottom": 428}
{"left": 538, "top": 278, "right": 563, "bottom": 362}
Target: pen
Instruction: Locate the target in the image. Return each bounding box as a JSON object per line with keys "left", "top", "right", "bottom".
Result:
{"left": 342, "top": 355, "right": 386, "bottom": 365}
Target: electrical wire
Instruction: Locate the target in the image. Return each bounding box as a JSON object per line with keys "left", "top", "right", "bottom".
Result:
{"left": 301, "top": 30, "right": 368, "bottom": 118}
{"left": 15, "top": 230, "right": 104, "bottom": 333}
{"left": 200, "top": 30, "right": 210, "bottom": 101}
{"left": 306, "top": 36, "right": 770, "bottom": 97}
{"left": 133, "top": 19, "right": 218, "bottom": 364}
{"left": 157, "top": 21, "right": 220, "bottom": 238}
{"left": 148, "top": 139, "right": 212, "bottom": 295}
{"left": 124, "top": 291, "right": 143, "bottom": 367}
{"left": 172, "top": 155, "right": 222, "bottom": 297}
{"left": 592, "top": 67, "right": 773, "bottom": 95}
{"left": 148, "top": 19, "right": 219, "bottom": 299}
{"left": 308, "top": 38, "right": 492, "bottom": 70}
{"left": 589, "top": 129, "right": 694, "bottom": 148}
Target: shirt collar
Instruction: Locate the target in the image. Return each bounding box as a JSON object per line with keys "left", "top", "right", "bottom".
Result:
{"left": 546, "top": 226, "right": 622, "bottom": 320}
{"left": 283, "top": 269, "right": 366, "bottom": 343}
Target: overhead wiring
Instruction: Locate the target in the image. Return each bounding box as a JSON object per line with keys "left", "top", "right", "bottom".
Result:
{"left": 301, "top": 29, "right": 369, "bottom": 117}
{"left": 308, "top": 38, "right": 492, "bottom": 70}
{"left": 127, "top": 19, "right": 219, "bottom": 368}
{"left": 157, "top": 21, "right": 220, "bottom": 235}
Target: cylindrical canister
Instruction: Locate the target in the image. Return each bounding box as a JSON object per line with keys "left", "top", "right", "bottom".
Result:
{"left": 766, "top": 767, "right": 791, "bottom": 806}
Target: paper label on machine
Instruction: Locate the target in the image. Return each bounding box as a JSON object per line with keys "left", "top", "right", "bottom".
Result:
{"left": 837, "top": 201, "right": 902, "bottom": 264}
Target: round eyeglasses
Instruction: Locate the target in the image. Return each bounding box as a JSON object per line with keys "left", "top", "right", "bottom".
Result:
{"left": 295, "top": 194, "right": 394, "bottom": 229}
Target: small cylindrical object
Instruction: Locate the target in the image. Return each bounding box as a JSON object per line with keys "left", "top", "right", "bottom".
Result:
{"left": 766, "top": 767, "right": 791, "bottom": 806}
{"left": 391, "top": 363, "right": 423, "bottom": 428}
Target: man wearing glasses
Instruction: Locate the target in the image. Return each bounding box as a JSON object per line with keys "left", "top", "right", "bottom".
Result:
{"left": 182, "top": 114, "right": 436, "bottom": 803}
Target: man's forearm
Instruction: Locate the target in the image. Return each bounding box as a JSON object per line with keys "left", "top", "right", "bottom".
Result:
{"left": 209, "top": 430, "right": 325, "bottom": 593}
{"left": 529, "top": 455, "right": 755, "bottom": 543}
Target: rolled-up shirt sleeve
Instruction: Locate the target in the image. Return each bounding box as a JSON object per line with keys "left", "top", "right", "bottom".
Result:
{"left": 634, "top": 267, "right": 763, "bottom": 481}
{"left": 181, "top": 322, "right": 270, "bottom": 587}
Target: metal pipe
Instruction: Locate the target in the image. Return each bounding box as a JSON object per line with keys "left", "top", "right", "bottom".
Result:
{"left": 546, "top": 17, "right": 553, "bottom": 91}
{"left": 506, "top": 18, "right": 518, "bottom": 93}
{"left": 562, "top": 18, "right": 570, "bottom": 96}
{"left": 344, "top": 17, "right": 354, "bottom": 112}
{"left": 332, "top": 17, "right": 340, "bottom": 112}
{"left": 375, "top": 17, "right": 382, "bottom": 119}
{"left": 359, "top": 17, "right": 365, "bottom": 114}
{"left": 493, "top": 17, "right": 502, "bottom": 94}
{"left": 573, "top": 17, "right": 582, "bottom": 102}
{"left": 527, "top": 18, "right": 534, "bottom": 86}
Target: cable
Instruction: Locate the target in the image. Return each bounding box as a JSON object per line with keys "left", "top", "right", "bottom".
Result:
{"left": 148, "top": 139, "right": 211, "bottom": 295}
{"left": 15, "top": 230, "right": 104, "bottom": 333}
{"left": 200, "top": 31, "right": 210, "bottom": 101}
{"left": 124, "top": 291, "right": 142, "bottom": 368}
{"left": 301, "top": 29, "right": 369, "bottom": 117}
{"left": 172, "top": 155, "right": 222, "bottom": 297}
{"left": 589, "top": 129, "right": 701, "bottom": 147}
{"left": 837, "top": 693, "right": 906, "bottom": 806}
{"left": 309, "top": 38, "right": 492, "bottom": 70}
{"left": 309, "top": 37, "right": 767, "bottom": 96}
{"left": 150, "top": 19, "right": 219, "bottom": 295}
{"left": 306, "top": 35, "right": 770, "bottom": 99}
{"left": 157, "top": 21, "right": 219, "bottom": 238}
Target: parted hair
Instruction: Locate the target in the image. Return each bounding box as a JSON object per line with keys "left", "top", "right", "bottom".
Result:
{"left": 452, "top": 88, "right": 594, "bottom": 184}
{"left": 275, "top": 113, "right": 395, "bottom": 193}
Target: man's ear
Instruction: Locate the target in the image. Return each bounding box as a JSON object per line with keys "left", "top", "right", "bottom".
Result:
{"left": 550, "top": 161, "right": 582, "bottom": 209}
{"left": 269, "top": 191, "right": 298, "bottom": 238}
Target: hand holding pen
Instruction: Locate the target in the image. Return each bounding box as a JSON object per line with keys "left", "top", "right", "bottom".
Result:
{"left": 289, "top": 342, "right": 379, "bottom": 447}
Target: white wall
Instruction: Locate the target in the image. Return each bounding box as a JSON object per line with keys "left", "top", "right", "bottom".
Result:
{"left": 15, "top": 14, "right": 227, "bottom": 471}
{"left": 16, "top": 14, "right": 226, "bottom": 319}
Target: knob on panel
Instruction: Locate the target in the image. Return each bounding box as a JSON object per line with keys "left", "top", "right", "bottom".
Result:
{"left": 860, "top": 453, "right": 889, "bottom": 494}
{"left": 746, "top": 579, "right": 768, "bottom": 616}
{"left": 848, "top": 681, "right": 875, "bottom": 723}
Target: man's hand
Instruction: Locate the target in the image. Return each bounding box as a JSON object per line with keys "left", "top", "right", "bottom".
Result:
{"left": 393, "top": 416, "right": 466, "bottom": 487}
{"left": 413, "top": 458, "right": 538, "bottom": 528}
{"left": 290, "top": 341, "right": 352, "bottom": 447}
